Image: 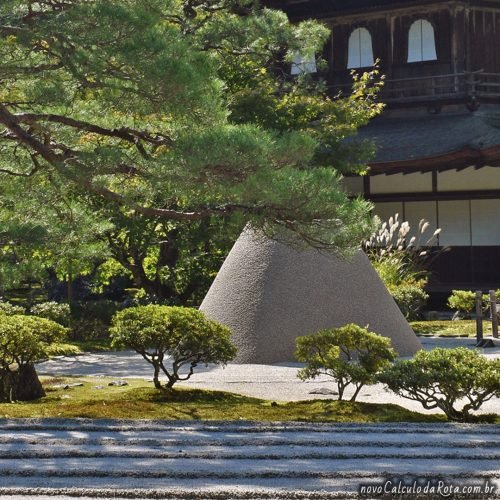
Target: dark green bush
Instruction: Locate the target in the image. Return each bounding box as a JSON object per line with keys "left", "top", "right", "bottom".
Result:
{"left": 69, "top": 317, "right": 109, "bottom": 340}
{"left": 378, "top": 347, "right": 500, "bottom": 422}
{"left": 110, "top": 305, "right": 237, "bottom": 389}
{"left": 295, "top": 323, "right": 396, "bottom": 401}
{"left": 71, "top": 300, "right": 122, "bottom": 323}
{"left": 0, "top": 314, "right": 68, "bottom": 401}
{"left": 69, "top": 300, "right": 122, "bottom": 340}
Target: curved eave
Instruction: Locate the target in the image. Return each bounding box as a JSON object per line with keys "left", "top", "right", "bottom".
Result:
{"left": 368, "top": 145, "right": 500, "bottom": 175}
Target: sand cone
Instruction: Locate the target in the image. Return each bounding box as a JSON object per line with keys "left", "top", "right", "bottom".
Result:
{"left": 200, "top": 230, "right": 421, "bottom": 363}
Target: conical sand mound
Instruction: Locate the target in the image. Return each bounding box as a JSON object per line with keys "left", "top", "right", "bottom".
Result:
{"left": 200, "top": 230, "right": 421, "bottom": 363}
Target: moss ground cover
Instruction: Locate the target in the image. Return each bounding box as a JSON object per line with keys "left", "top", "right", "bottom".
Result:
{"left": 410, "top": 320, "right": 493, "bottom": 337}
{"left": 0, "top": 376, "right": 464, "bottom": 422}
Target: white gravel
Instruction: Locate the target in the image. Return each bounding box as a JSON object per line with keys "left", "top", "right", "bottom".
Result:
{"left": 37, "top": 336, "right": 500, "bottom": 416}
{"left": 0, "top": 420, "right": 499, "bottom": 498}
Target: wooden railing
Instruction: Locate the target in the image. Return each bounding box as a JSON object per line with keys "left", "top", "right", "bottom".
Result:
{"left": 329, "top": 71, "right": 500, "bottom": 104}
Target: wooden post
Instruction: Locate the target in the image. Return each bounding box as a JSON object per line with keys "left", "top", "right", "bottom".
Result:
{"left": 475, "top": 290, "right": 483, "bottom": 344}
{"left": 490, "top": 290, "right": 499, "bottom": 339}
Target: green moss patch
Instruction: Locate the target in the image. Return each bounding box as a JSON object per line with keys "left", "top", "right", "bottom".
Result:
{"left": 410, "top": 320, "right": 493, "bottom": 337}
{"left": 0, "top": 376, "right": 490, "bottom": 422}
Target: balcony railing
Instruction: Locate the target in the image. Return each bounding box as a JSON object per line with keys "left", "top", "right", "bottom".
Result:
{"left": 329, "top": 71, "right": 500, "bottom": 104}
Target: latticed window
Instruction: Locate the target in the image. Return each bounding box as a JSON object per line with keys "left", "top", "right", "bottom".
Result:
{"left": 347, "top": 27, "right": 374, "bottom": 69}
{"left": 407, "top": 19, "right": 437, "bottom": 62}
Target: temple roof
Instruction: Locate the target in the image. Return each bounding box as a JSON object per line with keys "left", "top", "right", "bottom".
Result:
{"left": 263, "top": 0, "right": 500, "bottom": 20}
{"left": 356, "top": 110, "right": 500, "bottom": 174}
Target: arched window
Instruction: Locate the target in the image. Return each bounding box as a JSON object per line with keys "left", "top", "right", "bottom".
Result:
{"left": 290, "top": 53, "right": 317, "bottom": 75}
{"left": 407, "top": 19, "right": 437, "bottom": 62}
{"left": 347, "top": 28, "right": 374, "bottom": 69}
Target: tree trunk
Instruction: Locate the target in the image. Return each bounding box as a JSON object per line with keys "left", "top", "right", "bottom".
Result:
{"left": 152, "top": 363, "right": 164, "bottom": 390}
{"left": 0, "top": 364, "right": 45, "bottom": 402}
{"left": 0, "top": 368, "right": 15, "bottom": 402}
{"left": 337, "top": 383, "right": 345, "bottom": 401}
{"left": 350, "top": 384, "right": 363, "bottom": 402}
{"left": 165, "top": 377, "right": 176, "bottom": 389}
{"left": 439, "top": 402, "right": 467, "bottom": 422}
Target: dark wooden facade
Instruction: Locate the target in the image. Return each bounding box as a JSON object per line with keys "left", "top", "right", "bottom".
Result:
{"left": 265, "top": 0, "right": 500, "bottom": 300}
{"left": 267, "top": 0, "right": 500, "bottom": 106}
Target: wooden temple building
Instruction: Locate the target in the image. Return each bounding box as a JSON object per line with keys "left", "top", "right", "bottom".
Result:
{"left": 266, "top": 0, "right": 500, "bottom": 302}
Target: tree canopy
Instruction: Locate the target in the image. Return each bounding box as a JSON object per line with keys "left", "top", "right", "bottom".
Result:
{"left": 0, "top": 0, "right": 380, "bottom": 296}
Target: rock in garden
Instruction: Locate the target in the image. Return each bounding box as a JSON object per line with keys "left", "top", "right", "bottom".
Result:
{"left": 108, "top": 380, "right": 128, "bottom": 387}
{"left": 309, "top": 388, "right": 339, "bottom": 396}
{"left": 51, "top": 382, "right": 84, "bottom": 390}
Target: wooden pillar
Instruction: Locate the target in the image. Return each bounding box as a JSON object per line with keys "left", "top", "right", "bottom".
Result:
{"left": 475, "top": 290, "right": 483, "bottom": 344}
{"left": 490, "top": 290, "right": 499, "bottom": 339}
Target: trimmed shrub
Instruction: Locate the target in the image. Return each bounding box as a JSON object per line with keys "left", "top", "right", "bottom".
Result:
{"left": 0, "top": 314, "right": 68, "bottom": 401}
{"left": 378, "top": 347, "right": 500, "bottom": 422}
{"left": 31, "top": 301, "right": 71, "bottom": 326}
{"left": 110, "top": 305, "right": 237, "bottom": 389}
{"left": 447, "top": 290, "right": 477, "bottom": 319}
{"left": 388, "top": 282, "right": 429, "bottom": 320}
{"left": 446, "top": 290, "right": 499, "bottom": 319}
{"left": 295, "top": 323, "right": 396, "bottom": 401}
{"left": 0, "top": 300, "right": 24, "bottom": 316}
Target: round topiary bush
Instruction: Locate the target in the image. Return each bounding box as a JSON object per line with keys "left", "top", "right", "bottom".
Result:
{"left": 378, "top": 347, "right": 500, "bottom": 421}
{"left": 295, "top": 323, "right": 396, "bottom": 401}
{"left": 0, "top": 314, "right": 68, "bottom": 402}
{"left": 110, "top": 305, "right": 237, "bottom": 389}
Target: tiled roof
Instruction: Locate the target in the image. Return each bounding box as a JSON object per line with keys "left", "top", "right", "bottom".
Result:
{"left": 357, "top": 110, "right": 500, "bottom": 167}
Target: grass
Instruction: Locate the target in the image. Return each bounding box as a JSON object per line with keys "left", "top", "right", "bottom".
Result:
{"left": 21, "top": 320, "right": 496, "bottom": 423}
{"left": 0, "top": 376, "right": 461, "bottom": 422}
{"left": 410, "top": 320, "right": 494, "bottom": 337}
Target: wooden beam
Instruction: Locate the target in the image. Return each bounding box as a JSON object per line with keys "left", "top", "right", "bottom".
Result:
{"left": 366, "top": 189, "right": 500, "bottom": 202}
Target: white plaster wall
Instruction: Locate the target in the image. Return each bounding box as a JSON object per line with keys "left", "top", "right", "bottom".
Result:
{"left": 403, "top": 201, "right": 438, "bottom": 243}
{"left": 438, "top": 167, "right": 500, "bottom": 191}
{"left": 372, "top": 202, "right": 404, "bottom": 223}
{"left": 437, "top": 200, "right": 471, "bottom": 246}
{"left": 370, "top": 172, "right": 432, "bottom": 194}
{"left": 471, "top": 199, "right": 500, "bottom": 245}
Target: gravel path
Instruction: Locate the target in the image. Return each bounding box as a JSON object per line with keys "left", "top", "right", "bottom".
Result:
{"left": 0, "top": 419, "right": 498, "bottom": 498}
{"left": 37, "top": 336, "right": 500, "bottom": 415}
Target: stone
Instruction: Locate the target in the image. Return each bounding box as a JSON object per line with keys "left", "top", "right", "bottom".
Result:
{"left": 308, "top": 388, "right": 339, "bottom": 396}
{"left": 50, "top": 383, "right": 84, "bottom": 390}
{"left": 200, "top": 229, "right": 422, "bottom": 363}
{"left": 108, "top": 380, "right": 128, "bottom": 387}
